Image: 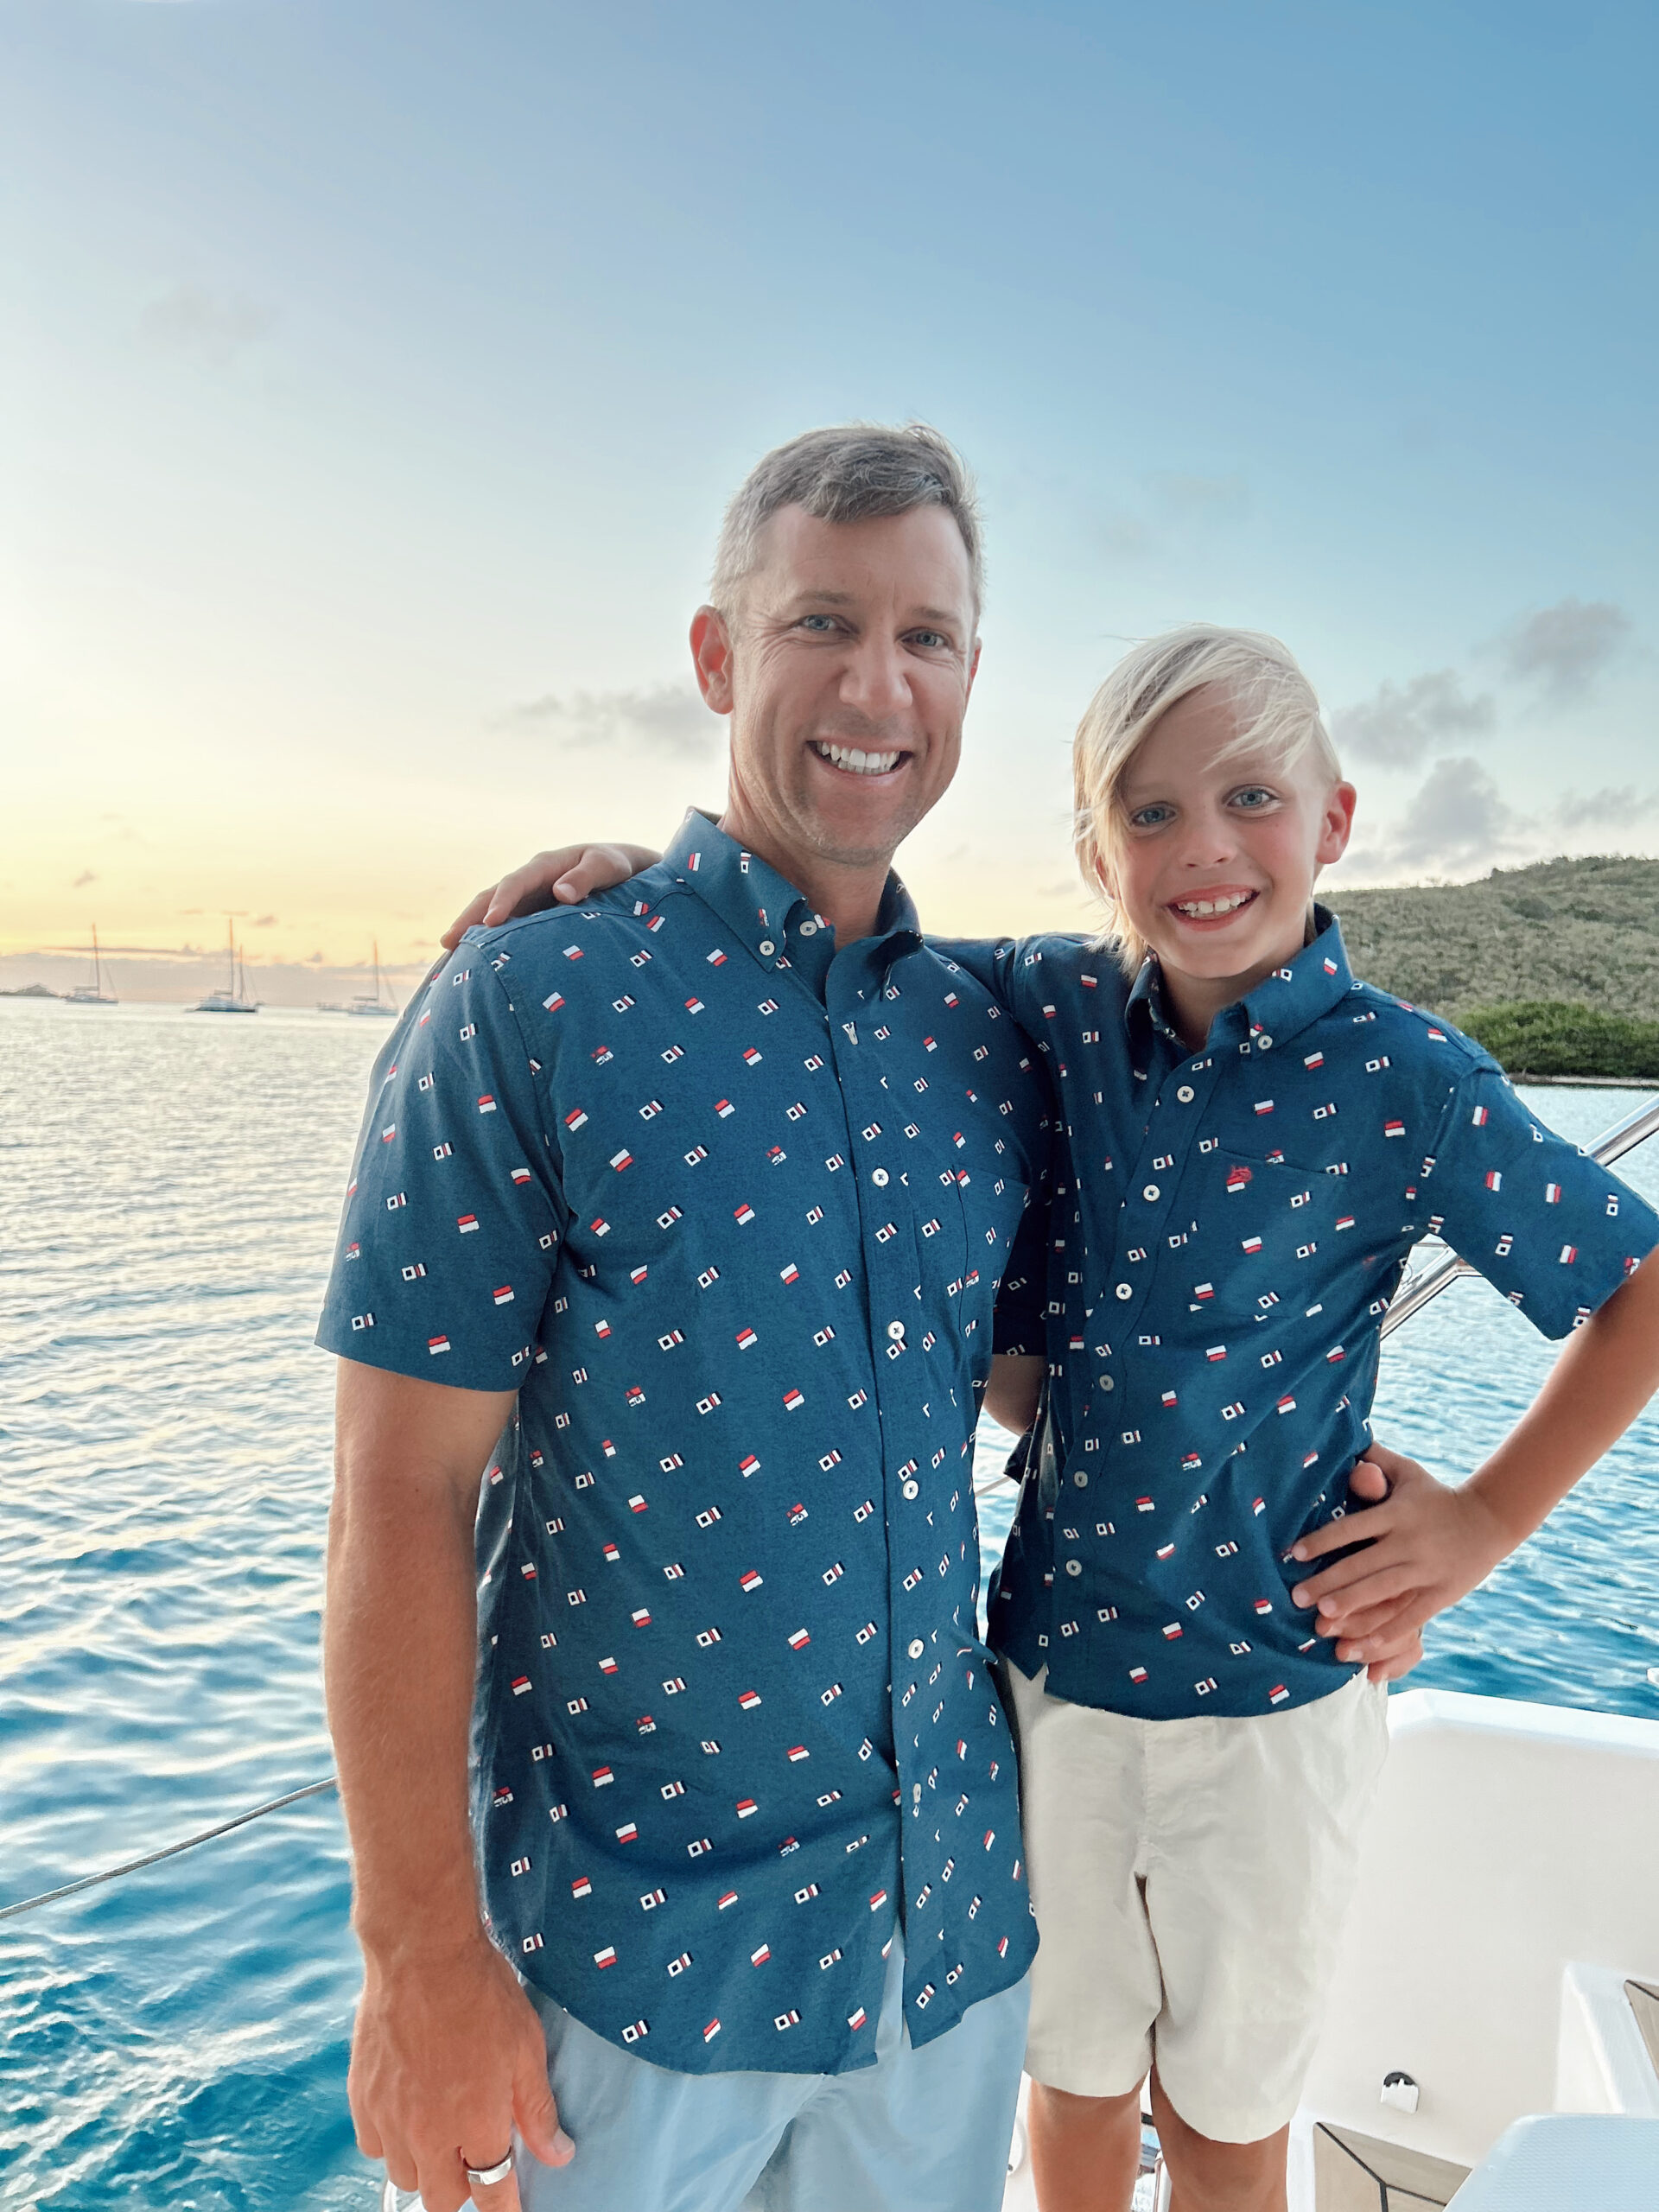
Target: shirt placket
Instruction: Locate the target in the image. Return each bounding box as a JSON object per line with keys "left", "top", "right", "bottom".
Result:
{"left": 822, "top": 951, "right": 937, "bottom": 1903}
{"left": 1056, "top": 1027, "right": 1229, "bottom": 1673}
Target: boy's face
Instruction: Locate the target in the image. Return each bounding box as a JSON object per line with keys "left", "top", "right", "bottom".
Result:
{"left": 1107, "top": 684, "right": 1356, "bottom": 1006}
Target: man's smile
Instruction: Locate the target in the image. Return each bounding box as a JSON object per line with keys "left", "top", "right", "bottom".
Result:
{"left": 809, "top": 739, "right": 912, "bottom": 779}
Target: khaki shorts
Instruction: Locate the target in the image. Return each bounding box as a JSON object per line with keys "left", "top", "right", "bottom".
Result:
{"left": 1003, "top": 1659, "right": 1389, "bottom": 2145}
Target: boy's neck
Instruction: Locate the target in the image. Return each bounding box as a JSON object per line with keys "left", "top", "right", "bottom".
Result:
{"left": 1158, "top": 922, "right": 1314, "bottom": 1054}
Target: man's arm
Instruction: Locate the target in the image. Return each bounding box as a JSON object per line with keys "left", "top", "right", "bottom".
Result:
{"left": 1291, "top": 1257, "right": 1659, "bottom": 1658}
{"left": 326, "top": 1359, "right": 573, "bottom": 2212}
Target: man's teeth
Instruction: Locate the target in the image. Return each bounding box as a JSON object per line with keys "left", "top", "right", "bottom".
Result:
{"left": 1174, "top": 892, "right": 1255, "bottom": 918}
{"left": 813, "top": 741, "right": 901, "bottom": 775}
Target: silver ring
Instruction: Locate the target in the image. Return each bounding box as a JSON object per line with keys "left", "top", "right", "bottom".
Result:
{"left": 464, "top": 2152, "right": 515, "bottom": 2188}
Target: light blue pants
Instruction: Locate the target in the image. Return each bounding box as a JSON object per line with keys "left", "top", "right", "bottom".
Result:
{"left": 517, "top": 1936, "right": 1027, "bottom": 2212}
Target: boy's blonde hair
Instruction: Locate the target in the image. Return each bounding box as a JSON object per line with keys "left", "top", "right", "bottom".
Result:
{"left": 1072, "top": 624, "right": 1343, "bottom": 975}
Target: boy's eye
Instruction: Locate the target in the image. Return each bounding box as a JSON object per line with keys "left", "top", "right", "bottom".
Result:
{"left": 1128, "top": 803, "right": 1177, "bottom": 830}
{"left": 1230, "top": 785, "right": 1277, "bottom": 810}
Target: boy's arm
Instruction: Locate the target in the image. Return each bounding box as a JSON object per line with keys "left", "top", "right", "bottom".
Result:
{"left": 442, "top": 842, "right": 662, "bottom": 948}
{"left": 1292, "top": 1254, "right": 1659, "bottom": 1661}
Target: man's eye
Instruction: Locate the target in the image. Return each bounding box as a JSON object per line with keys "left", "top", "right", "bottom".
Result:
{"left": 909, "top": 630, "right": 949, "bottom": 651}
{"left": 797, "top": 613, "right": 838, "bottom": 632}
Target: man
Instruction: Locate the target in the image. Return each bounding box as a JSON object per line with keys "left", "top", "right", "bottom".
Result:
{"left": 319, "top": 424, "right": 1053, "bottom": 2212}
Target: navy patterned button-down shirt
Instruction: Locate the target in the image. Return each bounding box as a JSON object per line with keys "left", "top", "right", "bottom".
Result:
{"left": 318, "top": 813, "right": 1050, "bottom": 2074}
{"left": 955, "top": 912, "right": 1659, "bottom": 1721}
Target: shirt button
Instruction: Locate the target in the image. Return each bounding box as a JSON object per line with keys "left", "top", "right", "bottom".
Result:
{"left": 1115, "top": 1283, "right": 1133, "bottom": 1301}
{"left": 908, "top": 1638, "right": 925, "bottom": 1659}
{"left": 1065, "top": 1560, "right": 1083, "bottom": 1577}
{"left": 1177, "top": 1084, "right": 1195, "bottom": 1103}
{"left": 912, "top": 1782, "right": 922, "bottom": 1804}
{"left": 799, "top": 920, "right": 817, "bottom": 936}
{"left": 1073, "top": 1470, "right": 1089, "bottom": 1487}
{"left": 903, "top": 1479, "right": 919, "bottom": 1500}
{"left": 1099, "top": 1376, "right": 1115, "bottom": 1391}
{"left": 1257, "top": 1033, "right": 1273, "bottom": 1050}
{"left": 872, "top": 1168, "right": 889, "bottom": 1186}
{"left": 887, "top": 1320, "right": 905, "bottom": 1339}
{"left": 759, "top": 939, "right": 775, "bottom": 956}
{"left": 1142, "top": 1184, "right": 1160, "bottom": 1202}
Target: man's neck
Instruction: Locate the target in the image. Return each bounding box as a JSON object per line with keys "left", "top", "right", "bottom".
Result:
{"left": 715, "top": 807, "right": 893, "bottom": 948}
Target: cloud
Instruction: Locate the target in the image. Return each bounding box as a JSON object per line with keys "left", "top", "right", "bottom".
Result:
{"left": 1338, "top": 755, "right": 1525, "bottom": 881}
{"left": 72, "top": 868, "right": 99, "bottom": 887}
{"left": 252, "top": 913, "right": 278, "bottom": 928}
{"left": 1091, "top": 469, "right": 1248, "bottom": 563}
{"left": 1146, "top": 471, "right": 1249, "bottom": 522}
{"left": 1496, "top": 597, "right": 1633, "bottom": 702}
{"left": 1551, "top": 785, "right": 1659, "bottom": 831}
{"left": 499, "top": 683, "right": 719, "bottom": 757}
{"left": 1332, "top": 671, "right": 1496, "bottom": 769}
{"left": 142, "top": 283, "right": 276, "bottom": 362}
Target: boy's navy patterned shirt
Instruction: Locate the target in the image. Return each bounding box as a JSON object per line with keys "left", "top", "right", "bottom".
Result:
{"left": 317, "top": 813, "right": 1051, "bottom": 2075}
{"left": 957, "top": 912, "right": 1659, "bottom": 1721}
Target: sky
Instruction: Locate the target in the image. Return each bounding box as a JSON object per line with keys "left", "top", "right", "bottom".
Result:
{"left": 5, "top": 0, "right": 1657, "bottom": 1000}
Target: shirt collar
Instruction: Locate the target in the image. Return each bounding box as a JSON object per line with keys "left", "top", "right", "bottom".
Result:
{"left": 661, "top": 810, "right": 922, "bottom": 983}
{"left": 1125, "top": 906, "right": 1355, "bottom": 1058}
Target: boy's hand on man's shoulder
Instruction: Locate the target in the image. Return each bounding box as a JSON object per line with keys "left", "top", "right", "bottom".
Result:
{"left": 441, "top": 843, "right": 663, "bottom": 949}
{"left": 1287, "top": 1443, "right": 1511, "bottom": 1672}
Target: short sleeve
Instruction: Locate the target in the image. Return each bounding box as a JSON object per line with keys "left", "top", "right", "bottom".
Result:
{"left": 316, "top": 948, "right": 569, "bottom": 1389}
{"left": 930, "top": 937, "right": 1021, "bottom": 1019}
{"left": 1423, "top": 1067, "right": 1659, "bottom": 1338}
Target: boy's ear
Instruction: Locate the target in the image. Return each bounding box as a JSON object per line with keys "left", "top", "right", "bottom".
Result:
{"left": 1313, "top": 781, "right": 1357, "bottom": 870}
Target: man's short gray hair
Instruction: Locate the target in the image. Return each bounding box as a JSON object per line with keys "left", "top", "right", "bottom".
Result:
{"left": 709, "top": 423, "right": 982, "bottom": 620}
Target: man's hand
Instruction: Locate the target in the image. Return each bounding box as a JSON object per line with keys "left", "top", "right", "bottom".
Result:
{"left": 1288, "top": 1443, "right": 1510, "bottom": 1671}
{"left": 442, "top": 844, "right": 662, "bottom": 949}
{"left": 351, "top": 1932, "right": 573, "bottom": 2212}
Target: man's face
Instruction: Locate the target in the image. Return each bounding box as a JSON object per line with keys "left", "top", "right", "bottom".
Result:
{"left": 1107, "top": 683, "right": 1356, "bottom": 997}
{"left": 694, "top": 504, "right": 980, "bottom": 876}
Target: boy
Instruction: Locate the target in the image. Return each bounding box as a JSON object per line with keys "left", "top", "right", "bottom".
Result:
{"left": 452, "top": 624, "right": 1659, "bottom": 2212}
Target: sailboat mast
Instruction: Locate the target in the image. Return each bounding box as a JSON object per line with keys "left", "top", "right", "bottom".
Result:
{"left": 92, "top": 923, "right": 102, "bottom": 997}
{"left": 372, "top": 937, "right": 382, "bottom": 1007}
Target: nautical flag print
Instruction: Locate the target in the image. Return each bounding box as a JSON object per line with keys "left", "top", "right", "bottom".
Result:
{"left": 970, "top": 906, "right": 1659, "bottom": 1726}
{"left": 318, "top": 810, "right": 1050, "bottom": 2077}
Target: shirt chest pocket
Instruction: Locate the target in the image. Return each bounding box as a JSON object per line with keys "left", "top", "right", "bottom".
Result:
{"left": 1186, "top": 1151, "right": 1349, "bottom": 1323}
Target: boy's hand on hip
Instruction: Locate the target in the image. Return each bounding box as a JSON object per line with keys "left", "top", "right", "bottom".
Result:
{"left": 1287, "top": 1443, "right": 1511, "bottom": 1663}
{"left": 350, "top": 1930, "right": 573, "bottom": 2212}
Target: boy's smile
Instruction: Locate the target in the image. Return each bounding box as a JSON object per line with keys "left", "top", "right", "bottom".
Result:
{"left": 1108, "top": 684, "right": 1356, "bottom": 1047}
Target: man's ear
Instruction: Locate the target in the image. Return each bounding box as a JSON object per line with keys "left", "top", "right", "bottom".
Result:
{"left": 1314, "top": 781, "right": 1357, "bottom": 870}
{"left": 691, "top": 606, "right": 737, "bottom": 715}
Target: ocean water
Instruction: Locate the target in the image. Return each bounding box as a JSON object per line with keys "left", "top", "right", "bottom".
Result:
{"left": 2, "top": 997, "right": 1656, "bottom": 2209}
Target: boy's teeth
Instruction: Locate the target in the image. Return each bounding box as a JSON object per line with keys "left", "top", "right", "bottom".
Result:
{"left": 1175, "top": 892, "right": 1254, "bottom": 918}
{"left": 813, "top": 741, "right": 901, "bottom": 775}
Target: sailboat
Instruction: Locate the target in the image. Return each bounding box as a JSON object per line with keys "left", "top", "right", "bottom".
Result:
{"left": 191, "top": 919, "right": 258, "bottom": 1014}
{"left": 65, "top": 923, "right": 118, "bottom": 1006}
{"left": 320, "top": 939, "right": 398, "bottom": 1017}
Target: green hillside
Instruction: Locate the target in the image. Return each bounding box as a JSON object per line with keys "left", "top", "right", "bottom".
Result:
{"left": 1324, "top": 855, "right": 1659, "bottom": 1027}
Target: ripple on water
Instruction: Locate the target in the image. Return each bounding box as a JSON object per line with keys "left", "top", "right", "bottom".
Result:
{"left": 2, "top": 1002, "right": 1656, "bottom": 2206}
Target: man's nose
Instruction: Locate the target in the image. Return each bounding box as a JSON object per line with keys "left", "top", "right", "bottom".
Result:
{"left": 838, "top": 636, "right": 911, "bottom": 718}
